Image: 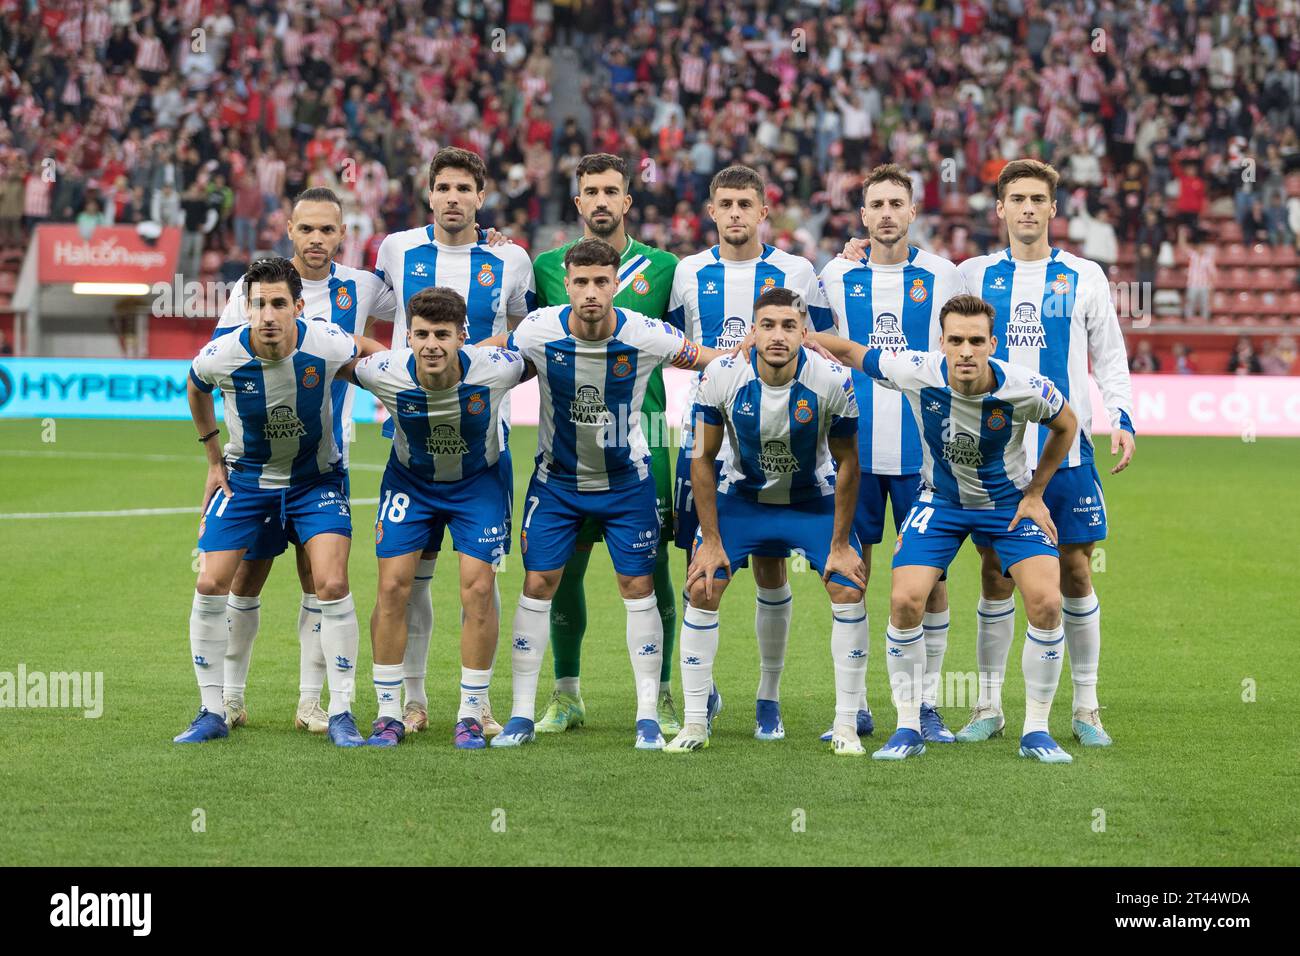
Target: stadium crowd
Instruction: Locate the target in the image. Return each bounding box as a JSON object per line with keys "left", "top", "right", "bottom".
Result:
{"left": 0, "top": 0, "right": 1298, "bottom": 373}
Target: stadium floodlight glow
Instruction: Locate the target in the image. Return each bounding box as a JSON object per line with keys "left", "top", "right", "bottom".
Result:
{"left": 71, "top": 282, "right": 152, "bottom": 296}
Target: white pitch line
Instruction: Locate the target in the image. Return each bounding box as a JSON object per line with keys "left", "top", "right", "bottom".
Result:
{"left": 0, "top": 498, "right": 381, "bottom": 520}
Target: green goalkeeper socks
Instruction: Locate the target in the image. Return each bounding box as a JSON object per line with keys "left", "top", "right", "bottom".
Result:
{"left": 653, "top": 549, "right": 677, "bottom": 684}
{"left": 549, "top": 548, "right": 592, "bottom": 680}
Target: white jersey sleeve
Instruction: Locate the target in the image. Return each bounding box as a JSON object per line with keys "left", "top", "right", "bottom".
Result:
{"left": 1080, "top": 264, "right": 1135, "bottom": 432}
{"left": 859, "top": 347, "right": 929, "bottom": 392}
{"left": 622, "top": 312, "right": 703, "bottom": 370}
{"left": 215, "top": 280, "right": 247, "bottom": 332}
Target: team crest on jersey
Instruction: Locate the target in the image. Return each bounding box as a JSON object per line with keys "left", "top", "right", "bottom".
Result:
{"left": 1052, "top": 273, "right": 1071, "bottom": 295}
{"left": 612, "top": 354, "right": 633, "bottom": 378}
{"left": 761, "top": 277, "right": 777, "bottom": 291}
{"left": 631, "top": 273, "right": 650, "bottom": 295}
{"left": 198, "top": 516, "right": 207, "bottom": 537}
{"left": 301, "top": 365, "right": 320, "bottom": 389}
{"left": 718, "top": 316, "right": 748, "bottom": 349}
{"left": 375, "top": 520, "right": 384, "bottom": 544}
{"left": 869, "top": 312, "right": 908, "bottom": 350}
{"left": 335, "top": 287, "right": 352, "bottom": 311}
{"left": 986, "top": 408, "right": 1007, "bottom": 431}
{"left": 426, "top": 423, "right": 470, "bottom": 455}
{"left": 1006, "top": 302, "right": 1047, "bottom": 348}
{"left": 758, "top": 439, "right": 800, "bottom": 474}
{"left": 570, "top": 384, "right": 612, "bottom": 425}
{"left": 908, "top": 278, "right": 928, "bottom": 303}
{"left": 264, "top": 405, "right": 307, "bottom": 440}
{"left": 466, "top": 392, "right": 486, "bottom": 415}
{"left": 942, "top": 432, "right": 984, "bottom": 467}
{"left": 793, "top": 399, "right": 813, "bottom": 424}
{"left": 477, "top": 263, "right": 496, "bottom": 287}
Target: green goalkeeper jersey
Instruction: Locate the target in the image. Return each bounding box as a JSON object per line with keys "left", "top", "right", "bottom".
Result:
{"left": 533, "top": 236, "right": 680, "bottom": 429}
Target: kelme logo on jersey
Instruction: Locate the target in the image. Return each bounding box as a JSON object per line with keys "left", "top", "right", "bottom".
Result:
{"left": 335, "top": 287, "right": 352, "bottom": 310}
{"left": 301, "top": 365, "right": 320, "bottom": 388}
{"left": 758, "top": 439, "right": 800, "bottom": 475}
{"left": 793, "top": 399, "right": 813, "bottom": 424}
{"left": 425, "top": 423, "right": 470, "bottom": 455}
{"left": 717, "top": 316, "right": 748, "bottom": 349}
{"left": 631, "top": 273, "right": 650, "bottom": 295}
{"left": 908, "top": 278, "right": 928, "bottom": 303}
{"left": 986, "top": 408, "right": 1007, "bottom": 431}
{"left": 466, "top": 392, "right": 486, "bottom": 415}
{"left": 1006, "top": 302, "right": 1047, "bottom": 348}
{"left": 477, "top": 263, "right": 495, "bottom": 287}
{"left": 942, "top": 432, "right": 984, "bottom": 467}
{"left": 570, "top": 384, "right": 612, "bottom": 425}
{"left": 264, "top": 405, "right": 307, "bottom": 439}
{"left": 612, "top": 354, "right": 633, "bottom": 378}
{"left": 869, "top": 312, "right": 908, "bottom": 350}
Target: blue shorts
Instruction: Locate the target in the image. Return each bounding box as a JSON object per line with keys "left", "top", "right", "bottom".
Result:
{"left": 420, "top": 445, "right": 515, "bottom": 556}
{"left": 971, "top": 463, "right": 1108, "bottom": 549}
{"left": 374, "top": 459, "right": 509, "bottom": 565}
{"left": 694, "top": 493, "right": 864, "bottom": 590}
{"left": 893, "top": 494, "right": 1058, "bottom": 576}
{"left": 673, "top": 449, "right": 779, "bottom": 560}
{"left": 199, "top": 472, "right": 352, "bottom": 554}
{"left": 522, "top": 472, "right": 659, "bottom": 576}
{"left": 243, "top": 472, "right": 352, "bottom": 561}
{"left": 855, "top": 472, "right": 923, "bottom": 545}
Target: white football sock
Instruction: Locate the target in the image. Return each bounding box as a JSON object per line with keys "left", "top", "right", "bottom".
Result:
{"left": 190, "top": 591, "right": 229, "bottom": 716}
{"left": 831, "top": 602, "right": 869, "bottom": 724}
{"left": 555, "top": 676, "right": 580, "bottom": 695}
{"left": 298, "top": 592, "right": 325, "bottom": 699}
{"left": 403, "top": 558, "right": 436, "bottom": 708}
{"left": 755, "top": 583, "right": 792, "bottom": 702}
{"left": 921, "top": 607, "right": 949, "bottom": 707}
{"left": 373, "top": 662, "right": 403, "bottom": 720}
{"left": 509, "top": 595, "right": 551, "bottom": 720}
{"left": 459, "top": 666, "right": 492, "bottom": 721}
{"left": 679, "top": 604, "right": 719, "bottom": 725}
{"left": 222, "top": 593, "right": 260, "bottom": 699}
{"left": 318, "top": 593, "right": 360, "bottom": 717}
{"left": 976, "top": 596, "right": 1016, "bottom": 711}
{"left": 624, "top": 594, "right": 663, "bottom": 723}
{"left": 1022, "top": 623, "right": 1066, "bottom": 735}
{"left": 885, "top": 620, "right": 925, "bottom": 732}
{"left": 1063, "top": 591, "right": 1101, "bottom": 711}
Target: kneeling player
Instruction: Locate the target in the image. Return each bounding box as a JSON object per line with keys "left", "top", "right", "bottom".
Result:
{"left": 815, "top": 294, "right": 1080, "bottom": 763}
{"left": 668, "top": 288, "right": 869, "bottom": 755}
{"left": 177, "top": 257, "right": 383, "bottom": 746}
{"left": 341, "top": 287, "right": 531, "bottom": 748}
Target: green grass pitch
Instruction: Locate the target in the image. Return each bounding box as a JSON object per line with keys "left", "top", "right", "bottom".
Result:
{"left": 1, "top": 418, "right": 1296, "bottom": 866}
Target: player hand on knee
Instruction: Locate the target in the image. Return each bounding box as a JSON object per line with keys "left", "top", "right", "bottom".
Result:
{"left": 822, "top": 545, "right": 867, "bottom": 590}
{"left": 1007, "top": 492, "right": 1057, "bottom": 545}
{"left": 687, "top": 539, "right": 730, "bottom": 602}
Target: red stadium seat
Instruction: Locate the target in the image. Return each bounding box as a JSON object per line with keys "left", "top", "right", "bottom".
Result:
{"left": 1217, "top": 221, "right": 1243, "bottom": 242}
{"left": 1220, "top": 243, "right": 1250, "bottom": 265}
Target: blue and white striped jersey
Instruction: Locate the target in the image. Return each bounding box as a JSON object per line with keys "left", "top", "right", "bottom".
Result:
{"left": 375, "top": 227, "right": 536, "bottom": 441}
{"left": 213, "top": 262, "right": 396, "bottom": 468}
{"left": 695, "top": 348, "right": 859, "bottom": 505}
{"left": 958, "top": 247, "right": 1133, "bottom": 469}
{"left": 820, "top": 246, "right": 966, "bottom": 476}
{"left": 375, "top": 226, "right": 536, "bottom": 345}
{"left": 507, "top": 306, "right": 702, "bottom": 491}
{"left": 190, "top": 319, "right": 358, "bottom": 489}
{"left": 352, "top": 345, "right": 527, "bottom": 483}
{"left": 860, "top": 349, "right": 1066, "bottom": 510}
{"left": 667, "top": 244, "right": 834, "bottom": 458}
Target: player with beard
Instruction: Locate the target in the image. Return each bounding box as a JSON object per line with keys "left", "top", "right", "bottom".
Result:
{"left": 530, "top": 154, "right": 683, "bottom": 735}
{"left": 668, "top": 165, "right": 836, "bottom": 743}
